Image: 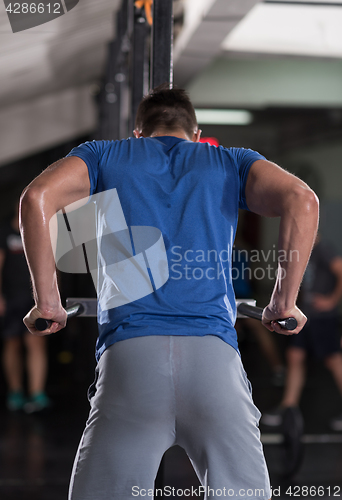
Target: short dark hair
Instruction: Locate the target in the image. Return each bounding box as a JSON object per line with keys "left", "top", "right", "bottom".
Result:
{"left": 135, "top": 83, "right": 198, "bottom": 138}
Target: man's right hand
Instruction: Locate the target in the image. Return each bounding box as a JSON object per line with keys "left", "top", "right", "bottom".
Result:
{"left": 262, "top": 304, "right": 307, "bottom": 336}
{"left": 24, "top": 304, "right": 67, "bottom": 336}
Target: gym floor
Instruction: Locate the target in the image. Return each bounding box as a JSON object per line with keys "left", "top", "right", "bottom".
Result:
{"left": 0, "top": 326, "right": 342, "bottom": 499}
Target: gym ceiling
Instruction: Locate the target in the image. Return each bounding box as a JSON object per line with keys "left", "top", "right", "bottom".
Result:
{"left": 0, "top": 0, "right": 342, "bottom": 167}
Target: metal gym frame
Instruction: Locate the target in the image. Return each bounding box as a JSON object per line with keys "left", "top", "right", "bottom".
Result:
{"left": 85, "top": 0, "right": 304, "bottom": 490}
{"left": 98, "top": 0, "right": 174, "bottom": 141}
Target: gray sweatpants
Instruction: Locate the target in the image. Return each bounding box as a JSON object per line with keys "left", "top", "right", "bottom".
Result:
{"left": 69, "top": 335, "right": 271, "bottom": 500}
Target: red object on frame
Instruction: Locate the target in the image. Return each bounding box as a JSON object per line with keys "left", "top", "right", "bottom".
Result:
{"left": 200, "top": 137, "right": 219, "bottom": 147}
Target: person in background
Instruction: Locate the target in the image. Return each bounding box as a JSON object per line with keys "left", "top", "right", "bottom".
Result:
{"left": 262, "top": 234, "right": 342, "bottom": 430}
{"left": 0, "top": 202, "right": 50, "bottom": 413}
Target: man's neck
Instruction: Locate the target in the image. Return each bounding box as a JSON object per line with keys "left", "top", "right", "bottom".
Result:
{"left": 150, "top": 130, "right": 190, "bottom": 141}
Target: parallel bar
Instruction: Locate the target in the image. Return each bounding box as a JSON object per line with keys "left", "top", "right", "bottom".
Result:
{"left": 65, "top": 298, "right": 259, "bottom": 319}
{"left": 150, "top": 0, "right": 173, "bottom": 89}
{"left": 66, "top": 298, "right": 97, "bottom": 317}
{"left": 237, "top": 303, "right": 297, "bottom": 330}
{"left": 237, "top": 303, "right": 263, "bottom": 321}
{"left": 236, "top": 299, "right": 256, "bottom": 317}
{"left": 35, "top": 303, "right": 84, "bottom": 332}
{"left": 261, "top": 433, "right": 342, "bottom": 444}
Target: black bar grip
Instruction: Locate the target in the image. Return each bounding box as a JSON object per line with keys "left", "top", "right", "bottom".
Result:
{"left": 35, "top": 317, "right": 52, "bottom": 332}
{"left": 35, "top": 303, "right": 85, "bottom": 332}
{"left": 237, "top": 303, "right": 297, "bottom": 331}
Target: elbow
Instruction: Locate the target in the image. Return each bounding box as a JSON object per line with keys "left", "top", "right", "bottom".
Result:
{"left": 300, "top": 186, "right": 319, "bottom": 216}
{"left": 289, "top": 184, "right": 319, "bottom": 222}
{"left": 20, "top": 184, "right": 45, "bottom": 217}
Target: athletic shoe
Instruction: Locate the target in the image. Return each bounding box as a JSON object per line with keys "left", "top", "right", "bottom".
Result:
{"left": 330, "top": 413, "right": 342, "bottom": 431}
{"left": 24, "top": 392, "right": 51, "bottom": 414}
{"left": 7, "top": 391, "right": 27, "bottom": 411}
{"left": 261, "top": 407, "right": 284, "bottom": 427}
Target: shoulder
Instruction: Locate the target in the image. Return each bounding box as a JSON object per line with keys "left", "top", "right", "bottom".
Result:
{"left": 66, "top": 139, "right": 137, "bottom": 171}
{"left": 68, "top": 139, "right": 115, "bottom": 156}
{"left": 222, "top": 146, "right": 265, "bottom": 162}
{"left": 216, "top": 147, "right": 266, "bottom": 180}
{"left": 67, "top": 139, "right": 131, "bottom": 157}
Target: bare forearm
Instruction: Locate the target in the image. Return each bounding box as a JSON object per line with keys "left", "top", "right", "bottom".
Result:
{"left": 245, "top": 159, "right": 319, "bottom": 333}
{"left": 19, "top": 156, "right": 90, "bottom": 334}
{"left": 270, "top": 190, "right": 319, "bottom": 315}
{"left": 20, "top": 188, "right": 61, "bottom": 314}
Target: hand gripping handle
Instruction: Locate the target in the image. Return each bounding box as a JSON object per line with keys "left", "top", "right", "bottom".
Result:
{"left": 237, "top": 303, "right": 297, "bottom": 331}
{"left": 35, "top": 303, "right": 85, "bottom": 332}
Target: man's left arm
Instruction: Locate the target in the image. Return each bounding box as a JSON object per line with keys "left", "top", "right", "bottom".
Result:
{"left": 20, "top": 156, "right": 91, "bottom": 335}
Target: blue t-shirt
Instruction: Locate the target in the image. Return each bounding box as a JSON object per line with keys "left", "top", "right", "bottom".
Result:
{"left": 67, "top": 137, "right": 265, "bottom": 361}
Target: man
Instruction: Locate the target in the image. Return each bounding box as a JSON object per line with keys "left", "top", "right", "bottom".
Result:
{"left": 20, "top": 86, "right": 318, "bottom": 500}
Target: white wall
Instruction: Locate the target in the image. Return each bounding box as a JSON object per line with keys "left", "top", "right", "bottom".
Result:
{"left": 0, "top": 84, "right": 97, "bottom": 166}
{"left": 188, "top": 56, "right": 342, "bottom": 108}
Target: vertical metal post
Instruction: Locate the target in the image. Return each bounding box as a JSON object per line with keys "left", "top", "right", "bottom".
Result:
{"left": 150, "top": 0, "right": 173, "bottom": 90}
{"left": 130, "top": 5, "right": 149, "bottom": 134}
{"left": 99, "top": 0, "right": 174, "bottom": 136}
{"left": 97, "top": 36, "right": 119, "bottom": 141}
{"left": 105, "top": 38, "right": 121, "bottom": 140}
{"left": 116, "top": 0, "right": 129, "bottom": 140}
{"left": 98, "top": 0, "right": 132, "bottom": 140}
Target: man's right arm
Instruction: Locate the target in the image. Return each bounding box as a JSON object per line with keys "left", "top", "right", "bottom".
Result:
{"left": 20, "top": 156, "right": 91, "bottom": 335}
{"left": 245, "top": 159, "right": 319, "bottom": 334}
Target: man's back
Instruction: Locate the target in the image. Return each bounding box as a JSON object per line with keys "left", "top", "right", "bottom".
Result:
{"left": 67, "top": 136, "right": 264, "bottom": 360}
